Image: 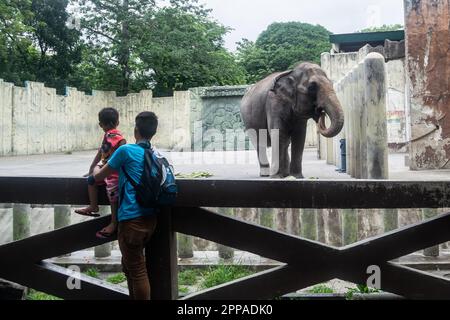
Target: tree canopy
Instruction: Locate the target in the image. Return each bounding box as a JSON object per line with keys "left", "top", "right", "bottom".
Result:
{"left": 0, "top": 2, "right": 334, "bottom": 95}
{"left": 236, "top": 22, "right": 332, "bottom": 83}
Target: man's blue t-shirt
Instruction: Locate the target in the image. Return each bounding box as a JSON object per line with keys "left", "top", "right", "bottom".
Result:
{"left": 108, "top": 143, "right": 156, "bottom": 222}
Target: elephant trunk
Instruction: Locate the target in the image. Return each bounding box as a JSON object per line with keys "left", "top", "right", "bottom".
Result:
{"left": 317, "top": 90, "right": 344, "bottom": 138}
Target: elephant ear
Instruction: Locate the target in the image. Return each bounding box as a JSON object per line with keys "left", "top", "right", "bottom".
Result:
{"left": 270, "top": 70, "right": 297, "bottom": 106}
{"left": 270, "top": 70, "right": 293, "bottom": 93}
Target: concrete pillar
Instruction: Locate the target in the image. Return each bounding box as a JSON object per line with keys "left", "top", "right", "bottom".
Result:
{"left": 342, "top": 209, "right": 358, "bottom": 245}
{"left": 259, "top": 208, "right": 274, "bottom": 229}
{"left": 343, "top": 74, "right": 353, "bottom": 176}
{"left": 324, "top": 209, "right": 343, "bottom": 247}
{"left": 54, "top": 205, "right": 71, "bottom": 230}
{"left": 0, "top": 204, "right": 13, "bottom": 245}
{"left": 316, "top": 209, "right": 326, "bottom": 243}
{"left": 217, "top": 208, "right": 234, "bottom": 260}
{"left": 405, "top": 0, "right": 450, "bottom": 170}
{"left": 94, "top": 206, "right": 111, "bottom": 258}
{"left": 422, "top": 209, "right": 440, "bottom": 257}
{"left": 301, "top": 209, "right": 317, "bottom": 241}
{"left": 13, "top": 204, "right": 31, "bottom": 241}
{"left": 352, "top": 68, "right": 361, "bottom": 179}
{"left": 383, "top": 209, "right": 398, "bottom": 232}
{"left": 358, "top": 61, "right": 368, "bottom": 179}
{"left": 274, "top": 208, "right": 300, "bottom": 236}
{"left": 364, "top": 52, "right": 389, "bottom": 179}
{"left": 357, "top": 209, "right": 384, "bottom": 241}
{"left": 177, "top": 234, "right": 194, "bottom": 259}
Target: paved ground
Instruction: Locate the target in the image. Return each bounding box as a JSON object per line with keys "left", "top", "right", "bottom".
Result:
{"left": 1, "top": 148, "right": 449, "bottom": 180}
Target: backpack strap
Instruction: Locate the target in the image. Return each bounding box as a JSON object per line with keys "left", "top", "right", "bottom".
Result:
{"left": 122, "top": 166, "right": 138, "bottom": 188}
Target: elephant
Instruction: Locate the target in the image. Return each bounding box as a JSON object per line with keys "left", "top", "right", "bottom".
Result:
{"left": 240, "top": 62, "right": 344, "bottom": 179}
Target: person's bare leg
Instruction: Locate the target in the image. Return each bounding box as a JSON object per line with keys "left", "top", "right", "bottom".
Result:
{"left": 99, "top": 201, "right": 118, "bottom": 236}
{"left": 75, "top": 184, "right": 99, "bottom": 215}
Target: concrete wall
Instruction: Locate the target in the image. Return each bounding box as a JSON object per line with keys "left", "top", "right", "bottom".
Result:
{"left": 0, "top": 81, "right": 195, "bottom": 155}
{"left": 320, "top": 46, "right": 408, "bottom": 165}
{"left": 0, "top": 81, "right": 318, "bottom": 156}
{"left": 405, "top": 0, "right": 450, "bottom": 170}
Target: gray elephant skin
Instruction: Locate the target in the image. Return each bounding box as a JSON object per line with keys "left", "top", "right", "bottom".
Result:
{"left": 240, "top": 62, "right": 345, "bottom": 179}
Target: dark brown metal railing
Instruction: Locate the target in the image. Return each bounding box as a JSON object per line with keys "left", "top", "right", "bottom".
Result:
{"left": 0, "top": 177, "right": 449, "bottom": 300}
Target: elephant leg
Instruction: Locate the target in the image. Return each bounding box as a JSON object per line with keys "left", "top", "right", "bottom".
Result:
{"left": 290, "top": 120, "right": 308, "bottom": 179}
{"left": 270, "top": 129, "right": 291, "bottom": 178}
{"left": 247, "top": 129, "right": 270, "bottom": 177}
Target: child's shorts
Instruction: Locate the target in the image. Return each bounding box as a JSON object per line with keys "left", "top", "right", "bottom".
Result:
{"left": 105, "top": 176, "right": 119, "bottom": 203}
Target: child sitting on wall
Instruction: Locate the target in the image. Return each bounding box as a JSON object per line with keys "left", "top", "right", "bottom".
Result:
{"left": 75, "top": 107, "right": 126, "bottom": 239}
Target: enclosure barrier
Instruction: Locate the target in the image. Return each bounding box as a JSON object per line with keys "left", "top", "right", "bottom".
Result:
{"left": 327, "top": 52, "right": 388, "bottom": 179}
{"left": 0, "top": 177, "right": 449, "bottom": 300}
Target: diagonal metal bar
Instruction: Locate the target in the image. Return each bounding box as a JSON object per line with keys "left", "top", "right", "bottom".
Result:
{"left": 0, "top": 216, "right": 115, "bottom": 265}
{"left": 183, "top": 265, "right": 335, "bottom": 300}
{"left": 339, "top": 211, "right": 450, "bottom": 265}
{"left": 341, "top": 262, "right": 450, "bottom": 300}
{"left": 172, "top": 207, "right": 340, "bottom": 266}
{"left": 1, "top": 261, "right": 129, "bottom": 300}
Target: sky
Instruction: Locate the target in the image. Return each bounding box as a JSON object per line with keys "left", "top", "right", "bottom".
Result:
{"left": 199, "top": 0, "right": 405, "bottom": 51}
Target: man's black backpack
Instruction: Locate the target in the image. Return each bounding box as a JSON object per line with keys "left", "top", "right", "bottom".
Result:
{"left": 122, "top": 146, "right": 177, "bottom": 208}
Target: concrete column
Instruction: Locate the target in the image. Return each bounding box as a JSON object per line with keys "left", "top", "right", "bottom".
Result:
{"left": 301, "top": 209, "right": 317, "bottom": 241}
{"left": 346, "top": 73, "right": 354, "bottom": 177}
{"left": 274, "top": 208, "right": 300, "bottom": 236}
{"left": 364, "top": 53, "right": 389, "bottom": 179}
{"left": 352, "top": 68, "right": 361, "bottom": 179}
{"left": 422, "top": 209, "right": 440, "bottom": 257}
{"left": 342, "top": 209, "right": 358, "bottom": 245}
{"left": 95, "top": 206, "right": 111, "bottom": 258}
{"left": 217, "top": 208, "right": 234, "bottom": 260}
{"left": 358, "top": 61, "right": 368, "bottom": 179}
{"left": 0, "top": 204, "right": 13, "bottom": 245}
{"left": 357, "top": 209, "right": 384, "bottom": 241}
{"left": 13, "top": 204, "right": 31, "bottom": 241}
{"left": 259, "top": 208, "right": 274, "bottom": 229}
{"left": 383, "top": 209, "right": 398, "bottom": 232}
{"left": 324, "top": 209, "right": 343, "bottom": 247}
{"left": 316, "top": 209, "right": 326, "bottom": 243}
{"left": 177, "top": 234, "right": 194, "bottom": 259}
{"left": 54, "top": 205, "right": 71, "bottom": 230}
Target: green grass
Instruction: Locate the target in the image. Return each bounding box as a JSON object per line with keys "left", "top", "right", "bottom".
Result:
{"left": 307, "top": 284, "right": 335, "bottom": 294}
{"left": 106, "top": 273, "right": 127, "bottom": 285}
{"left": 175, "top": 172, "right": 214, "bottom": 179}
{"left": 27, "top": 289, "right": 62, "bottom": 300}
{"left": 345, "top": 285, "right": 380, "bottom": 300}
{"left": 84, "top": 267, "right": 100, "bottom": 279}
{"left": 179, "top": 269, "right": 202, "bottom": 286}
{"left": 179, "top": 286, "right": 189, "bottom": 295}
{"left": 199, "top": 265, "right": 253, "bottom": 289}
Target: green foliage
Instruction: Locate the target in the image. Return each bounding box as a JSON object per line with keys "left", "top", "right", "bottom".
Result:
{"left": 199, "top": 265, "right": 253, "bottom": 289}
{"left": 307, "top": 284, "right": 335, "bottom": 294}
{"left": 106, "top": 273, "right": 127, "bottom": 285}
{"left": 359, "top": 24, "right": 404, "bottom": 33}
{"left": 179, "top": 269, "right": 201, "bottom": 286}
{"left": 237, "top": 22, "right": 331, "bottom": 83}
{"left": 137, "top": 6, "right": 245, "bottom": 96}
{"left": 0, "top": 0, "right": 244, "bottom": 97}
{"left": 27, "top": 289, "right": 62, "bottom": 300}
{"left": 345, "top": 284, "right": 380, "bottom": 300}
{"left": 0, "top": 0, "right": 82, "bottom": 94}
{"left": 84, "top": 267, "right": 100, "bottom": 279}
{"left": 175, "top": 171, "right": 214, "bottom": 179}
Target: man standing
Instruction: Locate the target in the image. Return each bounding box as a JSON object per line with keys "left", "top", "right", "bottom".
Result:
{"left": 92, "top": 111, "right": 159, "bottom": 300}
